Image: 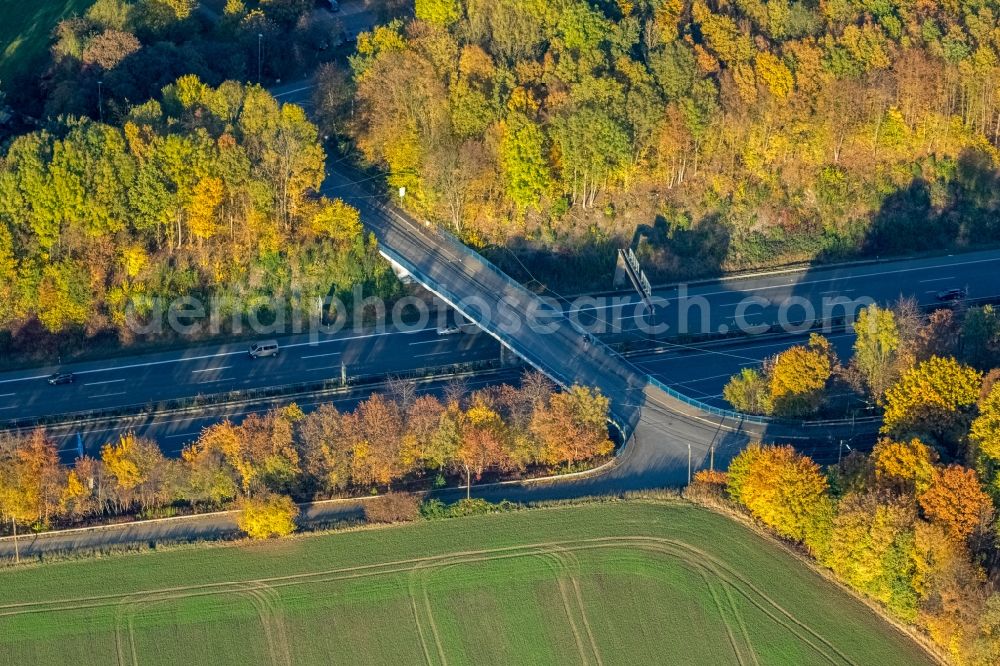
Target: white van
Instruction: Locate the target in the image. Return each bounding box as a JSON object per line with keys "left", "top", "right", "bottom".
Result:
{"left": 248, "top": 340, "right": 280, "bottom": 359}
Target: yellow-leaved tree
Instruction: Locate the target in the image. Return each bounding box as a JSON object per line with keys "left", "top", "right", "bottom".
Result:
{"left": 768, "top": 334, "right": 835, "bottom": 417}
{"left": 871, "top": 438, "right": 937, "bottom": 495}
{"left": 726, "top": 443, "right": 833, "bottom": 556}
{"left": 824, "top": 491, "right": 918, "bottom": 621}
{"left": 970, "top": 382, "right": 1000, "bottom": 462}
{"left": 882, "top": 356, "right": 981, "bottom": 445}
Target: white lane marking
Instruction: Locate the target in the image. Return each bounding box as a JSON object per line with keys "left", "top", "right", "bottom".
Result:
{"left": 301, "top": 351, "right": 342, "bottom": 360}
{"left": 198, "top": 378, "right": 231, "bottom": 385}
{"left": 165, "top": 432, "right": 201, "bottom": 440}
{"left": 670, "top": 369, "right": 761, "bottom": 384}
{"left": 0, "top": 406, "right": 16, "bottom": 410}
{"left": 651, "top": 332, "right": 855, "bottom": 360}
{"left": 414, "top": 350, "right": 456, "bottom": 358}
{"left": 272, "top": 84, "right": 316, "bottom": 98}
{"left": 43, "top": 376, "right": 510, "bottom": 445}
{"left": 306, "top": 365, "right": 342, "bottom": 372}
{"left": 819, "top": 289, "right": 856, "bottom": 295}
{"left": 409, "top": 338, "right": 445, "bottom": 346}
{"left": 918, "top": 276, "right": 955, "bottom": 283}
{"left": 84, "top": 379, "right": 125, "bottom": 387}
{"left": 564, "top": 256, "right": 1000, "bottom": 313}
{"left": 283, "top": 329, "right": 427, "bottom": 350}
{"left": 0, "top": 393, "right": 14, "bottom": 398}
{"left": 0, "top": 328, "right": 430, "bottom": 386}
{"left": 0, "top": 374, "right": 49, "bottom": 384}
{"left": 191, "top": 366, "right": 230, "bottom": 374}
{"left": 95, "top": 391, "right": 127, "bottom": 398}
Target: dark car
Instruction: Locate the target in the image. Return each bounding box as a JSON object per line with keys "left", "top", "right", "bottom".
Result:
{"left": 47, "top": 372, "right": 75, "bottom": 385}
{"left": 936, "top": 288, "right": 966, "bottom": 302}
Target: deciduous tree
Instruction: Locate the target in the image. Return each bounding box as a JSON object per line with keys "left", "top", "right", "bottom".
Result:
{"left": 882, "top": 357, "right": 981, "bottom": 446}
{"left": 726, "top": 444, "right": 833, "bottom": 556}
{"left": 918, "top": 465, "right": 993, "bottom": 543}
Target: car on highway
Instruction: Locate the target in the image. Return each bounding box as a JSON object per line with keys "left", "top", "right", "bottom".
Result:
{"left": 437, "top": 325, "right": 462, "bottom": 336}
{"left": 936, "top": 288, "right": 967, "bottom": 302}
{"left": 248, "top": 340, "right": 280, "bottom": 359}
{"left": 47, "top": 372, "right": 75, "bottom": 385}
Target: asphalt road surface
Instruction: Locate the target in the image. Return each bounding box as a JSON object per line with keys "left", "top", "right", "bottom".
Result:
{"left": 1, "top": 251, "right": 993, "bottom": 424}
{"left": 1, "top": 333, "right": 853, "bottom": 463}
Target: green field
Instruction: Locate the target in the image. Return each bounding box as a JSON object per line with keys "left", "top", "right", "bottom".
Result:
{"left": 0, "top": 0, "right": 90, "bottom": 83}
{"left": 0, "top": 500, "right": 934, "bottom": 665}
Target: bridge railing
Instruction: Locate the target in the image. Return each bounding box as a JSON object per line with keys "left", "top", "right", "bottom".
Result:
{"left": 374, "top": 237, "right": 570, "bottom": 387}
{"left": 373, "top": 186, "right": 879, "bottom": 434}
{"left": 645, "top": 376, "right": 771, "bottom": 425}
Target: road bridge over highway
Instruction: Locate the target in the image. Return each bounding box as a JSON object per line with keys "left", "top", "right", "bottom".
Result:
{"left": 321, "top": 168, "right": 873, "bottom": 484}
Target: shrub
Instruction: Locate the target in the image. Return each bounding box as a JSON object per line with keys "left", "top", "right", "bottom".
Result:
{"left": 685, "top": 469, "right": 730, "bottom": 506}
{"left": 419, "top": 497, "right": 521, "bottom": 519}
{"left": 236, "top": 493, "right": 299, "bottom": 539}
{"left": 364, "top": 492, "right": 422, "bottom": 524}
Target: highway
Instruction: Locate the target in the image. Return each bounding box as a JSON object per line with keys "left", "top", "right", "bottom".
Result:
{"left": 0, "top": 333, "right": 856, "bottom": 462}
{"left": 0, "top": 321, "right": 500, "bottom": 423}
{"left": 0, "top": 251, "right": 993, "bottom": 424}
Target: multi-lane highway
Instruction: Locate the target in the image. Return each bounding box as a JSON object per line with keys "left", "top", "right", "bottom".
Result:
{"left": 2, "top": 250, "right": 994, "bottom": 424}
{"left": 0, "top": 321, "right": 499, "bottom": 422}
{"left": 0, "top": 332, "right": 855, "bottom": 462}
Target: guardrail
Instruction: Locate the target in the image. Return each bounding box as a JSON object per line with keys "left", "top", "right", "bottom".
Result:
{"left": 0, "top": 358, "right": 505, "bottom": 432}
{"left": 374, "top": 200, "right": 884, "bottom": 435}
{"left": 345, "top": 163, "right": 993, "bottom": 437}
{"left": 646, "top": 376, "right": 771, "bottom": 425}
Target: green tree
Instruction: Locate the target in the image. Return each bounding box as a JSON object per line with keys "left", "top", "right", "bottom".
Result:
{"left": 853, "top": 304, "right": 902, "bottom": 402}
{"left": 499, "top": 113, "right": 551, "bottom": 210}
{"left": 825, "top": 492, "right": 918, "bottom": 621}
{"left": 552, "top": 106, "right": 630, "bottom": 208}
{"left": 36, "top": 260, "right": 94, "bottom": 333}
{"left": 416, "top": 0, "right": 462, "bottom": 27}
{"left": 723, "top": 367, "right": 771, "bottom": 415}
{"left": 962, "top": 305, "right": 1000, "bottom": 369}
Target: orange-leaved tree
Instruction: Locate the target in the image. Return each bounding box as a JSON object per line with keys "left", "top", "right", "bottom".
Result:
{"left": 531, "top": 385, "right": 613, "bottom": 468}
{"left": 918, "top": 465, "right": 993, "bottom": 543}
